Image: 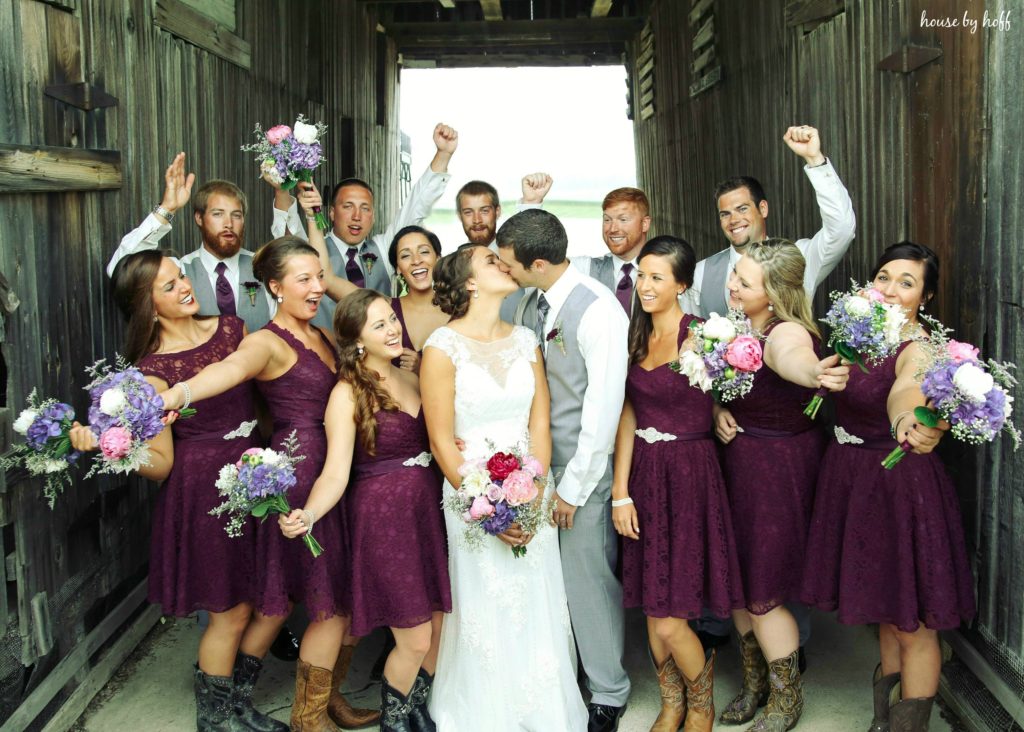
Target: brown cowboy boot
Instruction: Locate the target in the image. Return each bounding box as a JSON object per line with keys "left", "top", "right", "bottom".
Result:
{"left": 650, "top": 654, "right": 685, "bottom": 731}
{"left": 290, "top": 659, "right": 343, "bottom": 732}
{"left": 888, "top": 697, "right": 934, "bottom": 732}
{"left": 868, "top": 664, "right": 901, "bottom": 732}
{"left": 682, "top": 650, "right": 715, "bottom": 732}
{"left": 326, "top": 645, "right": 380, "bottom": 728}
{"left": 720, "top": 632, "right": 769, "bottom": 724}
{"left": 744, "top": 650, "right": 803, "bottom": 732}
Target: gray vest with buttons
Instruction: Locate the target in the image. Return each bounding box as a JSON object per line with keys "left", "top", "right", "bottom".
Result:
{"left": 185, "top": 250, "right": 271, "bottom": 333}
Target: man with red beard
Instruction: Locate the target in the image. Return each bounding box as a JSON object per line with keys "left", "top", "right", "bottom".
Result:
{"left": 107, "top": 155, "right": 275, "bottom": 334}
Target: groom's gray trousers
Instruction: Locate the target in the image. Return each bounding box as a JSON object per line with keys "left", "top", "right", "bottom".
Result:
{"left": 553, "top": 462, "right": 631, "bottom": 708}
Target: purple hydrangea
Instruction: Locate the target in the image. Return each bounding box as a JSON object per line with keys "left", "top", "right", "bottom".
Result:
{"left": 26, "top": 402, "right": 75, "bottom": 450}
{"left": 481, "top": 500, "right": 514, "bottom": 535}
{"left": 239, "top": 461, "right": 297, "bottom": 500}
{"left": 286, "top": 141, "right": 323, "bottom": 170}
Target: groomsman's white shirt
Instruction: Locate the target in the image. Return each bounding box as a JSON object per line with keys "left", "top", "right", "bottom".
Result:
{"left": 105, "top": 215, "right": 277, "bottom": 314}
{"left": 680, "top": 159, "right": 856, "bottom": 315}
{"left": 538, "top": 265, "right": 629, "bottom": 507}
{"left": 271, "top": 165, "right": 451, "bottom": 278}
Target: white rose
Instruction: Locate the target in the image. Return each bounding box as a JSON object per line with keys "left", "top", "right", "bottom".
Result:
{"left": 953, "top": 362, "right": 995, "bottom": 403}
{"left": 293, "top": 120, "right": 318, "bottom": 144}
{"left": 260, "top": 159, "right": 283, "bottom": 185}
{"left": 261, "top": 449, "right": 283, "bottom": 466}
{"left": 461, "top": 471, "right": 490, "bottom": 498}
{"left": 843, "top": 295, "right": 872, "bottom": 317}
{"left": 99, "top": 388, "right": 127, "bottom": 417}
{"left": 702, "top": 314, "right": 737, "bottom": 341}
{"left": 679, "top": 351, "right": 712, "bottom": 392}
{"left": 13, "top": 408, "right": 38, "bottom": 435}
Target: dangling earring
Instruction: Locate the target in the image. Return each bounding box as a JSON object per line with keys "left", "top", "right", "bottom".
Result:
{"left": 277, "top": 295, "right": 284, "bottom": 303}
{"left": 768, "top": 303, "right": 774, "bottom": 312}
{"left": 919, "top": 303, "right": 925, "bottom": 312}
{"left": 153, "top": 315, "right": 159, "bottom": 322}
{"left": 357, "top": 345, "right": 364, "bottom": 357}
{"left": 473, "top": 291, "right": 479, "bottom": 299}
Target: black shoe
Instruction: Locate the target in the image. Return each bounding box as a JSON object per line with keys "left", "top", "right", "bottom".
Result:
{"left": 798, "top": 646, "right": 807, "bottom": 674}
{"left": 587, "top": 703, "right": 625, "bottom": 732}
{"left": 268, "top": 625, "right": 299, "bottom": 662}
{"left": 695, "top": 629, "right": 732, "bottom": 652}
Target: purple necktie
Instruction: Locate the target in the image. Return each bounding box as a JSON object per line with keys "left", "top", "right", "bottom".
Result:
{"left": 214, "top": 262, "right": 236, "bottom": 315}
{"left": 345, "top": 248, "right": 365, "bottom": 288}
{"left": 616, "top": 263, "right": 634, "bottom": 314}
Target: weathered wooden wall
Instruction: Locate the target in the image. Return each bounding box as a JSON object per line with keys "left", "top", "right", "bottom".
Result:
{"left": 0, "top": 0, "right": 401, "bottom": 726}
{"left": 629, "top": 0, "right": 1023, "bottom": 710}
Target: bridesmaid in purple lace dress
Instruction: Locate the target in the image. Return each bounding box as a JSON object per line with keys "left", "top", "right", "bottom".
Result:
{"left": 281, "top": 289, "right": 450, "bottom": 731}
{"left": 714, "top": 240, "right": 848, "bottom": 731}
{"left": 71, "top": 251, "right": 287, "bottom": 731}
{"left": 387, "top": 225, "right": 449, "bottom": 372}
{"left": 611, "top": 237, "right": 744, "bottom": 732}
{"left": 801, "top": 243, "right": 974, "bottom": 731}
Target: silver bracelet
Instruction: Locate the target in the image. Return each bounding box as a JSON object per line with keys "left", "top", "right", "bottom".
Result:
{"left": 890, "top": 410, "right": 913, "bottom": 439}
{"left": 611, "top": 497, "right": 634, "bottom": 508}
{"left": 174, "top": 382, "right": 192, "bottom": 411}
{"left": 153, "top": 204, "right": 175, "bottom": 222}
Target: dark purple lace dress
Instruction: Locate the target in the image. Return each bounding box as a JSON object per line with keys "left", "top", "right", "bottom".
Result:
{"left": 801, "top": 342, "right": 976, "bottom": 631}
{"left": 138, "top": 316, "right": 260, "bottom": 616}
{"left": 390, "top": 297, "right": 417, "bottom": 369}
{"left": 254, "top": 322, "right": 349, "bottom": 620}
{"left": 344, "top": 408, "right": 451, "bottom": 636}
{"left": 722, "top": 320, "right": 826, "bottom": 614}
{"left": 621, "top": 317, "right": 745, "bottom": 619}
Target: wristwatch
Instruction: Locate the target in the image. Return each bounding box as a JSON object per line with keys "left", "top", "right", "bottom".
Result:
{"left": 153, "top": 204, "right": 175, "bottom": 222}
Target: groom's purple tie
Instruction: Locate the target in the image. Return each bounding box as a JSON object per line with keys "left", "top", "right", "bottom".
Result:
{"left": 214, "top": 262, "right": 236, "bottom": 315}
{"left": 616, "top": 263, "right": 634, "bottom": 314}
{"left": 345, "top": 248, "right": 365, "bottom": 288}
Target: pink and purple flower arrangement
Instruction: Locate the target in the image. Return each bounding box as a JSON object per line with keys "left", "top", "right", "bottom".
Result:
{"left": 672, "top": 309, "right": 763, "bottom": 402}
{"left": 0, "top": 390, "right": 81, "bottom": 507}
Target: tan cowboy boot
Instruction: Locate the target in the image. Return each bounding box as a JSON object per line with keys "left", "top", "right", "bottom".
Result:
{"left": 290, "top": 659, "right": 343, "bottom": 732}
{"left": 744, "top": 650, "right": 803, "bottom": 732}
{"left": 650, "top": 654, "right": 685, "bottom": 731}
{"left": 682, "top": 650, "right": 715, "bottom": 732}
{"left": 720, "top": 632, "right": 769, "bottom": 724}
{"left": 889, "top": 696, "right": 934, "bottom": 732}
{"left": 326, "top": 645, "right": 380, "bottom": 728}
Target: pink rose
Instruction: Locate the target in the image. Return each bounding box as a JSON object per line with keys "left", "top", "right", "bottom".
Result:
{"left": 864, "top": 288, "right": 886, "bottom": 303}
{"left": 724, "top": 335, "right": 764, "bottom": 372}
{"left": 947, "top": 340, "right": 979, "bottom": 364}
{"left": 521, "top": 456, "right": 543, "bottom": 477}
{"left": 99, "top": 426, "right": 133, "bottom": 461}
{"left": 265, "top": 125, "right": 292, "bottom": 145}
{"left": 469, "top": 495, "right": 495, "bottom": 520}
{"left": 502, "top": 469, "right": 538, "bottom": 506}
{"left": 486, "top": 483, "right": 506, "bottom": 502}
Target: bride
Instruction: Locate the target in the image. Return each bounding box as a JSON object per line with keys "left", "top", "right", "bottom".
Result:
{"left": 420, "top": 243, "right": 587, "bottom": 731}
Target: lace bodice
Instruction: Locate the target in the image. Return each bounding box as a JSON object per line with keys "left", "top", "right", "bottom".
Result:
{"left": 424, "top": 326, "right": 538, "bottom": 459}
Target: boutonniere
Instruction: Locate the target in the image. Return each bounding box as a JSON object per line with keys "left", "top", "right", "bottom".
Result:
{"left": 546, "top": 322, "right": 566, "bottom": 355}
{"left": 242, "top": 281, "right": 260, "bottom": 307}
{"left": 362, "top": 252, "right": 378, "bottom": 275}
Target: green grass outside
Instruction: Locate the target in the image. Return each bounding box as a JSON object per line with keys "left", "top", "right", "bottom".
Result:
{"left": 430, "top": 199, "right": 604, "bottom": 220}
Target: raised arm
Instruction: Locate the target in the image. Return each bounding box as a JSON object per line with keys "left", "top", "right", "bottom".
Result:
{"left": 520, "top": 172, "right": 553, "bottom": 206}
{"left": 420, "top": 345, "right": 462, "bottom": 486}
{"left": 763, "top": 321, "right": 849, "bottom": 391}
{"left": 159, "top": 331, "right": 279, "bottom": 410}
{"left": 297, "top": 183, "right": 358, "bottom": 302}
{"left": 887, "top": 341, "right": 947, "bottom": 454}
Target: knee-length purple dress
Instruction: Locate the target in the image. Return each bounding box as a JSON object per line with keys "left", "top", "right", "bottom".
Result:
{"left": 621, "top": 317, "right": 745, "bottom": 619}
{"left": 344, "top": 408, "right": 451, "bottom": 637}
{"left": 800, "top": 343, "right": 976, "bottom": 631}
{"left": 721, "top": 320, "right": 826, "bottom": 614}
{"left": 253, "top": 322, "right": 349, "bottom": 620}
{"left": 139, "top": 315, "right": 260, "bottom": 616}
{"left": 390, "top": 297, "right": 417, "bottom": 369}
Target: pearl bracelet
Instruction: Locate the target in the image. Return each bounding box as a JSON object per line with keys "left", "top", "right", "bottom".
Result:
{"left": 302, "top": 509, "right": 316, "bottom": 530}
{"left": 611, "top": 497, "right": 633, "bottom": 508}
{"left": 174, "top": 381, "right": 192, "bottom": 410}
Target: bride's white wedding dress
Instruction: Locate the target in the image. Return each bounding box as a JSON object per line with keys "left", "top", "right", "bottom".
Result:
{"left": 426, "top": 326, "right": 587, "bottom": 732}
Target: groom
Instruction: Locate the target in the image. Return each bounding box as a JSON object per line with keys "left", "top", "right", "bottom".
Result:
{"left": 496, "top": 209, "right": 631, "bottom": 731}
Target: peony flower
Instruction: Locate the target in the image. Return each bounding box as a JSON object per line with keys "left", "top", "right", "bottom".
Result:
{"left": 265, "top": 125, "right": 292, "bottom": 145}
{"left": 702, "top": 313, "right": 737, "bottom": 341}
{"left": 293, "top": 120, "right": 318, "bottom": 144}
{"left": 486, "top": 452, "right": 519, "bottom": 481}
{"left": 461, "top": 471, "right": 490, "bottom": 498}
{"left": 99, "top": 426, "right": 133, "bottom": 461}
{"left": 843, "top": 295, "right": 872, "bottom": 317}
{"left": 947, "top": 340, "right": 980, "bottom": 364}
{"left": 99, "top": 388, "right": 127, "bottom": 417}
{"left": 468, "top": 495, "right": 495, "bottom": 520}
{"left": 521, "top": 456, "right": 543, "bottom": 477}
{"left": 260, "top": 158, "right": 284, "bottom": 185}
{"left": 679, "top": 350, "right": 712, "bottom": 392}
{"left": 502, "top": 469, "right": 539, "bottom": 506}
{"left": 724, "top": 335, "right": 764, "bottom": 372}
{"left": 13, "top": 408, "right": 38, "bottom": 435}
{"left": 953, "top": 362, "right": 995, "bottom": 403}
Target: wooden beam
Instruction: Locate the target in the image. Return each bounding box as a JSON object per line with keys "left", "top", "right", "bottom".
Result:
{"left": 387, "top": 17, "right": 643, "bottom": 47}
{"left": 0, "top": 144, "right": 121, "bottom": 193}
{"left": 878, "top": 44, "right": 943, "bottom": 73}
{"left": 785, "top": 0, "right": 844, "bottom": 27}
{"left": 44, "top": 82, "right": 118, "bottom": 111}
{"left": 591, "top": 0, "right": 613, "bottom": 17}
{"left": 154, "top": 0, "right": 250, "bottom": 70}
{"left": 480, "top": 0, "right": 502, "bottom": 21}
{"left": 438, "top": 0, "right": 456, "bottom": 7}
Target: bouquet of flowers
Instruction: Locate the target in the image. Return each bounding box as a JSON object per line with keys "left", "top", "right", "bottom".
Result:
{"left": 882, "top": 322, "right": 1019, "bottom": 469}
{"left": 210, "top": 433, "right": 321, "bottom": 557}
{"left": 671, "top": 310, "right": 763, "bottom": 402}
{"left": 446, "top": 444, "right": 549, "bottom": 558}
{"left": 0, "top": 390, "right": 81, "bottom": 507}
{"left": 241, "top": 114, "right": 329, "bottom": 231}
{"left": 84, "top": 357, "right": 194, "bottom": 477}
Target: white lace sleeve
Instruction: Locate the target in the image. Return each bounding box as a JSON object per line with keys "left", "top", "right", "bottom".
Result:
{"left": 424, "top": 326, "right": 462, "bottom": 367}
{"left": 512, "top": 326, "right": 539, "bottom": 363}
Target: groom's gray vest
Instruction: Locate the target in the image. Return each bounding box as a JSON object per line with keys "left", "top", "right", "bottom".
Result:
{"left": 697, "top": 248, "right": 732, "bottom": 319}
{"left": 183, "top": 249, "right": 271, "bottom": 334}
{"left": 313, "top": 235, "right": 393, "bottom": 329}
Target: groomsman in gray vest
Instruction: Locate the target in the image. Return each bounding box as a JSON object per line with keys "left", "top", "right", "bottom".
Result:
{"left": 456, "top": 173, "right": 552, "bottom": 322}
{"left": 681, "top": 124, "right": 856, "bottom": 318}
{"left": 571, "top": 187, "right": 651, "bottom": 316}
{"left": 106, "top": 153, "right": 274, "bottom": 334}
{"left": 272, "top": 123, "right": 458, "bottom": 328}
{"left": 496, "top": 209, "right": 631, "bottom": 732}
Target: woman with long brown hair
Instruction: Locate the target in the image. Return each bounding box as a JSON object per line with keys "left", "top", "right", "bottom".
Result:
{"left": 387, "top": 225, "right": 450, "bottom": 372}
{"left": 280, "top": 289, "right": 450, "bottom": 732}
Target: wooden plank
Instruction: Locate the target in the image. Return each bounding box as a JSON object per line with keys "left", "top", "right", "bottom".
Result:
{"left": 785, "top": 0, "right": 844, "bottom": 27}
{"left": 640, "top": 101, "right": 655, "bottom": 121}
{"left": 44, "top": 82, "right": 117, "bottom": 111}
{"left": 591, "top": 0, "right": 613, "bottom": 17}
{"left": 638, "top": 55, "right": 655, "bottom": 80}
{"left": 639, "top": 73, "right": 654, "bottom": 94}
{"left": 640, "top": 87, "right": 654, "bottom": 108}
{"left": 0, "top": 144, "right": 121, "bottom": 192}
{"left": 178, "top": 0, "right": 235, "bottom": 32}
{"left": 691, "top": 44, "right": 715, "bottom": 75}
{"left": 878, "top": 44, "right": 943, "bottom": 74}
{"left": 479, "top": 0, "right": 502, "bottom": 21}
{"left": 153, "top": 0, "right": 251, "bottom": 70}
{"left": 688, "top": 0, "right": 713, "bottom": 27}
{"left": 387, "top": 17, "right": 643, "bottom": 46}
{"left": 688, "top": 64, "right": 721, "bottom": 97}
{"left": 693, "top": 15, "right": 714, "bottom": 53}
